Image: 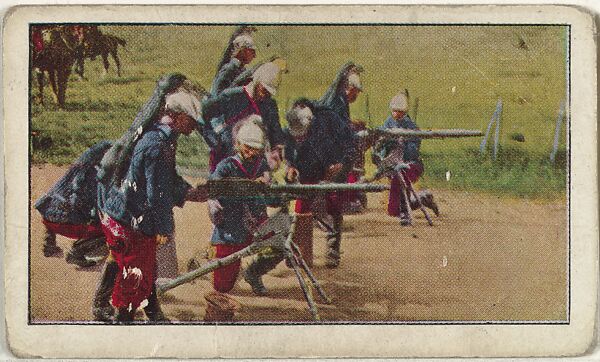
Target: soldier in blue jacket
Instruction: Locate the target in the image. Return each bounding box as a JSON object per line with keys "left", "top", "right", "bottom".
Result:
{"left": 35, "top": 140, "right": 112, "bottom": 267}
{"left": 243, "top": 98, "right": 356, "bottom": 295}
{"left": 210, "top": 27, "right": 257, "bottom": 97}
{"left": 378, "top": 91, "right": 438, "bottom": 225}
{"left": 97, "top": 85, "right": 207, "bottom": 322}
{"left": 318, "top": 62, "right": 365, "bottom": 209}
{"left": 318, "top": 62, "right": 363, "bottom": 125}
{"left": 204, "top": 117, "right": 275, "bottom": 321}
{"left": 200, "top": 61, "right": 285, "bottom": 172}
{"left": 286, "top": 99, "right": 356, "bottom": 269}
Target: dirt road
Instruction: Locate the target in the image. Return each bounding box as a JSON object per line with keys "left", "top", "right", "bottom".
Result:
{"left": 29, "top": 165, "right": 568, "bottom": 323}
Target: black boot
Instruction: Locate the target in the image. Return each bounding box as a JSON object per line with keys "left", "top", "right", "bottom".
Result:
{"left": 115, "top": 307, "right": 135, "bottom": 323}
{"left": 244, "top": 253, "right": 283, "bottom": 296}
{"left": 92, "top": 259, "right": 118, "bottom": 322}
{"left": 42, "top": 228, "right": 62, "bottom": 257}
{"left": 67, "top": 237, "right": 106, "bottom": 268}
{"left": 325, "top": 213, "right": 343, "bottom": 268}
{"left": 144, "top": 286, "right": 169, "bottom": 323}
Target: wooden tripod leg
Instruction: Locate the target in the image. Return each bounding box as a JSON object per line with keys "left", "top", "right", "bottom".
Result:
{"left": 291, "top": 242, "right": 331, "bottom": 304}
{"left": 401, "top": 170, "right": 433, "bottom": 226}
{"left": 396, "top": 172, "right": 413, "bottom": 224}
{"left": 287, "top": 253, "right": 320, "bottom": 321}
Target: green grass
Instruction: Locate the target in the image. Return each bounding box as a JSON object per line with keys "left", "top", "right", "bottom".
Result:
{"left": 30, "top": 25, "right": 568, "bottom": 199}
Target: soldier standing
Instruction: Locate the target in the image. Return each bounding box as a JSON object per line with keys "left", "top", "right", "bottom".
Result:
{"left": 96, "top": 80, "right": 207, "bottom": 322}
{"left": 199, "top": 61, "right": 285, "bottom": 172}
{"left": 210, "top": 26, "right": 257, "bottom": 96}
{"left": 318, "top": 62, "right": 365, "bottom": 211}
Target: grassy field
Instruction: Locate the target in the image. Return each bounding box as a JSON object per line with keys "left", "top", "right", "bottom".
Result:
{"left": 30, "top": 25, "right": 568, "bottom": 199}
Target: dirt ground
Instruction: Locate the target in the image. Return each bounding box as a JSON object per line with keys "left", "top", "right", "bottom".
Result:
{"left": 29, "top": 164, "right": 568, "bottom": 323}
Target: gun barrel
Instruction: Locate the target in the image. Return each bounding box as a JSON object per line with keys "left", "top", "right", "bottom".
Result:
{"left": 270, "top": 182, "right": 389, "bottom": 194}
{"left": 376, "top": 128, "right": 483, "bottom": 139}
{"left": 206, "top": 179, "right": 389, "bottom": 198}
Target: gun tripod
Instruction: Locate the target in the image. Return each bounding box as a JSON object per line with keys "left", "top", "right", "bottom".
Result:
{"left": 157, "top": 206, "right": 331, "bottom": 321}
{"left": 397, "top": 169, "right": 434, "bottom": 226}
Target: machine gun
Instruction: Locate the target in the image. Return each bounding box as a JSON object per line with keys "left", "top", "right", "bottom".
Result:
{"left": 204, "top": 178, "right": 388, "bottom": 199}
{"left": 356, "top": 127, "right": 483, "bottom": 149}
{"left": 357, "top": 127, "right": 483, "bottom": 226}
{"left": 157, "top": 180, "right": 389, "bottom": 321}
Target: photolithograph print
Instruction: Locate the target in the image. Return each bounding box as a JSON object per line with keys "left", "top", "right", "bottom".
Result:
{"left": 4, "top": 5, "right": 597, "bottom": 358}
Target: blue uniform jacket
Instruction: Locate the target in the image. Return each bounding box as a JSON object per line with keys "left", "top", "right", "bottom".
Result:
{"left": 328, "top": 94, "right": 351, "bottom": 125}
{"left": 200, "top": 86, "right": 284, "bottom": 156}
{"left": 209, "top": 58, "right": 245, "bottom": 97}
{"left": 35, "top": 140, "right": 112, "bottom": 225}
{"left": 284, "top": 104, "right": 357, "bottom": 182}
{"left": 98, "top": 125, "right": 191, "bottom": 236}
{"left": 209, "top": 154, "right": 271, "bottom": 245}
{"left": 381, "top": 114, "right": 421, "bottom": 162}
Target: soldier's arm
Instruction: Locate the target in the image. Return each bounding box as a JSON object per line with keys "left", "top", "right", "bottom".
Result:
{"left": 172, "top": 172, "right": 192, "bottom": 208}
{"left": 198, "top": 94, "right": 227, "bottom": 147}
{"left": 262, "top": 99, "right": 285, "bottom": 148}
{"left": 144, "top": 144, "right": 175, "bottom": 236}
{"left": 210, "top": 59, "right": 242, "bottom": 97}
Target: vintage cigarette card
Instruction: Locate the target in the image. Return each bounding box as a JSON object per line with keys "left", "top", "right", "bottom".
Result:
{"left": 3, "top": 4, "right": 597, "bottom": 358}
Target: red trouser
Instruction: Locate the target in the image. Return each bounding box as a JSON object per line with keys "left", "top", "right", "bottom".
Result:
{"left": 343, "top": 172, "right": 361, "bottom": 204}
{"left": 388, "top": 163, "right": 424, "bottom": 217}
{"left": 42, "top": 219, "right": 104, "bottom": 240}
{"left": 100, "top": 215, "right": 156, "bottom": 310}
{"left": 294, "top": 180, "right": 343, "bottom": 215}
{"left": 212, "top": 239, "right": 252, "bottom": 293}
{"left": 209, "top": 148, "right": 222, "bottom": 173}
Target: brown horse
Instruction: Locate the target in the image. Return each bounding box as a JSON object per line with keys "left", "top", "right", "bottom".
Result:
{"left": 31, "top": 26, "right": 81, "bottom": 108}
{"left": 74, "top": 26, "right": 126, "bottom": 79}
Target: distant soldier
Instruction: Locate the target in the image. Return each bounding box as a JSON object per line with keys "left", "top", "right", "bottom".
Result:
{"left": 97, "top": 77, "right": 207, "bottom": 322}
{"left": 200, "top": 61, "right": 286, "bottom": 172}
{"left": 204, "top": 117, "right": 276, "bottom": 321}
{"left": 377, "top": 90, "right": 439, "bottom": 225}
{"left": 210, "top": 26, "right": 257, "bottom": 96}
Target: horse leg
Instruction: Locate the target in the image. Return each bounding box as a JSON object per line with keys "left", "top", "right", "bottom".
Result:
{"left": 56, "top": 65, "right": 71, "bottom": 108}
{"left": 48, "top": 69, "right": 59, "bottom": 105}
{"left": 101, "top": 52, "right": 109, "bottom": 77}
{"left": 74, "top": 52, "right": 85, "bottom": 81}
{"left": 36, "top": 69, "right": 45, "bottom": 105}
{"left": 111, "top": 49, "right": 121, "bottom": 77}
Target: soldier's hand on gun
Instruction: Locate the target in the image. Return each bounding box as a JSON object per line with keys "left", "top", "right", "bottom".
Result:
{"left": 324, "top": 163, "right": 343, "bottom": 181}
{"left": 207, "top": 199, "right": 224, "bottom": 225}
{"left": 156, "top": 234, "right": 169, "bottom": 246}
{"left": 186, "top": 184, "right": 209, "bottom": 202}
{"left": 285, "top": 167, "right": 299, "bottom": 183}
{"left": 255, "top": 171, "right": 271, "bottom": 185}
{"left": 266, "top": 145, "right": 284, "bottom": 169}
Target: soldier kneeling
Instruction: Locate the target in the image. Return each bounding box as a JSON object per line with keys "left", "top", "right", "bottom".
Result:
{"left": 205, "top": 116, "right": 278, "bottom": 321}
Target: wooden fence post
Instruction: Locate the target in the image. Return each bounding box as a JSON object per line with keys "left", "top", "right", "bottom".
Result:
{"left": 492, "top": 98, "right": 503, "bottom": 161}
{"left": 480, "top": 98, "right": 502, "bottom": 155}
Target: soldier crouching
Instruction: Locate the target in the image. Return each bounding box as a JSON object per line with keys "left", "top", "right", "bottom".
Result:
{"left": 34, "top": 140, "right": 112, "bottom": 267}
